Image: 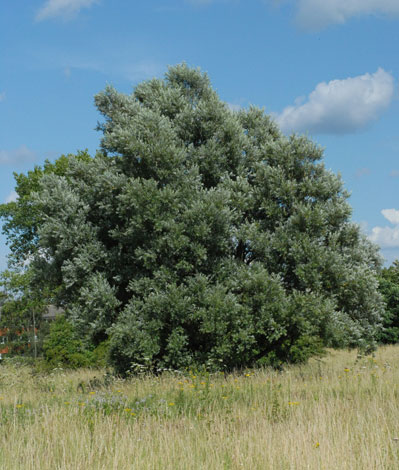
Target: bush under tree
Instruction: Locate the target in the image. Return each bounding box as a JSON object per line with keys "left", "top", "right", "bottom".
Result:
{"left": 0, "top": 64, "right": 384, "bottom": 373}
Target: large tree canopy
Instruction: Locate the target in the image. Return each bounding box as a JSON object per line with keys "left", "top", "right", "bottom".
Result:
{"left": 1, "top": 64, "right": 384, "bottom": 372}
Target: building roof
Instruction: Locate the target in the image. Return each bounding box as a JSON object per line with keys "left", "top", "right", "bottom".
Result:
{"left": 43, "top": 305, "right": 65, "bottom": 320}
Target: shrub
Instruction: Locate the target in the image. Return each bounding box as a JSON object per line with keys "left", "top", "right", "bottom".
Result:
{"left": 43, "top": 315, "right": 92, "bottom": 368}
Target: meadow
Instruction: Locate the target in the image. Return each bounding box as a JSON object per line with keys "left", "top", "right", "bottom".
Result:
{"left": 1, "top": 346, "right": 399, "bottom": 469}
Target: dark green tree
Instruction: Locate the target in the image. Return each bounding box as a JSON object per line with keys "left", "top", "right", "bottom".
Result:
{"left": 1, "top": 64, "right": 384, "bottom": 372}
{"left": 42, "top": 315, "right": 92, "bottom": 368}
{"left": 0, "top": 151, "right": 92, "bottom": 358}
{"left": 0, "top": 150, "right": 92, "bottom": 268}
{"left": 0, "top": 269, "right": 49, "bottom": 358}
{"left": 377, "top": 260, "right": 399, "bottom": 343}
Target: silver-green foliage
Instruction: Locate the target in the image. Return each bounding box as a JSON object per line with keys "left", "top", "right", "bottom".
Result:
{"left": 19, "top": 64, "right": 384, "bottom": 371}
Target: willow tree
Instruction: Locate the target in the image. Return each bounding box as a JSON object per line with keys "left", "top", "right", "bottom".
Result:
{"left": 1, "top": 64, "right": 383, "bottom": 372}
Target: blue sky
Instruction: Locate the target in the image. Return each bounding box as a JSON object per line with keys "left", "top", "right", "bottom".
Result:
{"left": 1, "top": 0, "right": 399, "bottom": 269}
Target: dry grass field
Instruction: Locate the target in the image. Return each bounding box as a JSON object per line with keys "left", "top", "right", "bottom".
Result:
{"left": 1, "top": 345, "right": 399, "bottom": 469}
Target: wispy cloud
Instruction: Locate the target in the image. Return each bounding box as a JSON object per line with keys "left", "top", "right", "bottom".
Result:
{"left": 370, "top": 209, "right": 399, "bottom": 248}
{"left": 36, "top": 0, "right": 98, "bottom": 21}
{"left": 188, "top": 0, "right": 399, "bottom": 29}
{"left": 0, "top": 146, "right": 37, "bottom": 166}
{"left": 59, "top": 59, "right": 164, "bottom": 83}
{"left": 295, "top": 0, "right": 399, "bottom": 31}
{"left": 122, "top": 61, "right": 164, "bottom": 82}
{"left": 0, "top": 92, "right": 5, "bottom": 102}
{"left": 355, "top": 168, "right": 371, "bottom": 178}
{"left": 276, "top": 68, "right": 394, "bottom": 135}
{"left": 185, "top": 0, "right": 216, "bottom": 4}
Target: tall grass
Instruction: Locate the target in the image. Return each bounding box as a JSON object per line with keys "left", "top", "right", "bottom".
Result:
{"left": 1, "top": 346, "right": 399, "bottom": 469}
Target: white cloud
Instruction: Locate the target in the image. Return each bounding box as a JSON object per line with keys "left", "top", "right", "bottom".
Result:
{"left": 36, "top": 0, "right": 98, "bottom": 21}
{"left": 370, "top": 226, "right": 399, "bottom": 249}
{"left": 0, "top": 145, "right": 37, "bottom": 165}
{"left": 4, "top": 191, "right": 18, "bottom": 204}
{"left": 370, "top": 209, "right": 399, "bottom": 248}
{"left": 381, "top": 209, "right": 399, "bottom": 225}
{"left": 276, "top": 68, "right": 394, "bottom": 135}
{"left": 295, "top": 0, "right": 399, "bottom": 30}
